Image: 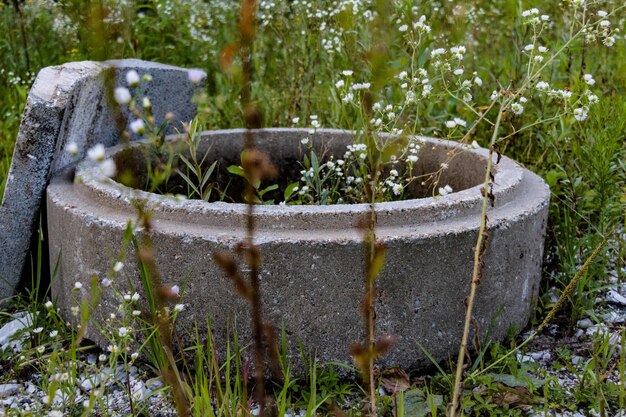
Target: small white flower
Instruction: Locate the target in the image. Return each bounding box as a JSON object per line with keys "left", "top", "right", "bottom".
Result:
{"left": 48, "top": 410, "right": 62, "bottom": 417}
{"left": 400, "top": 82, "right": 408, "bottom": 89}
{"left": 335, "top": 79, "right": 345, "bottom": 88}
{"left": 397, "top": 71, "right": 408, "bottom": 79}
{"left": 431, "top": 47, "right": 446, "bottom": 57}
{"left": 98, "top": 354, "right": 107, "bottom": 362}
{"left": 188, "top": 69, "right": 205, "bottom": 84}
{"left": 292, "top": 117, "right": 300, "bottom": 124}
{"left": 114, "top": 87, "right": 131, "bottom": 105}
{"left": 118, "top": 327, "right": 129, "bottom": 337}
{"left": 71, "top": 306, "right": 79, "bottom": 316}
{"left": 573, "top": 107, "right": 588, "bottom": 121}
{"left": 454, "top": 117, "right": 467, "bottom": 127}
{"left": 132, "top": 310, "right": 141, "bottom": 316}
{"left": 87, "top": 143, "right": 105, "bottom": 162}
{"left": 44, "top": 301, "right": 53, "bottom": 309}
{"left": 37, "top": 346, "right": 45, "bottom": 353}
{"left": 300, "top": 137, "right": 309, "bottom": 145}
{"left": 511, "top": 102, "right": 524, "bottom": 115}
{"left": 130, "top": 119, "right": 145, "bottom": 135}
{"left": 453, "top": 68, "right": 464, "bottom": 76}
{"left": 599, "top": 20, "right": 610, "bottom": 27}
{"left": 474, "top": 76, "right": 482, "bottom": 86}
{"left": 131, "top": 292, "right": 140, "bottom": 302}
{"left": 490, "top": 90, "right": 499, "bottom": 101}
{"left": 131, "top": 352, "right": 139, "bottom": 361}
{"left": 142, "top": 97, "right": 151, "bottom": 109}
{"left": 101, "top": 278, "right": 112, "bottom": 287}
{"left": 524, "top": 44, "right": 535, "bottom": 51}
{"left": 536, "top": 81, "right": 550, "bottom": 91}
{"left": 445, "top": 120, "right": 457, "bottom": 129}
{"left": 392, "top": 184, "right": 403, "bottom": 195}
{"left": 471, "top": 140, "right": 479, "bottom": 149}
{"left": 99, "top": 159, "right": 116, "bottom": 178}
{"left": 174, "top": 304, "right": 185, "bottom": 313}
{"left": 74, "top": 282, "right": 83, "bottom": 290}
{"left": 33, "top": 327, "right": 43, "bottom": 334}
{"left": 519, "top": 97, "right": 528, "bottom": 103}
{"left": 67, "top": 142, "right": 78, "bottom": 156}
{"left": 372, "top": 102, "right": 382, "bottom": 111}
{"left": 603, "top": 36, "right": 615, "bottom": 47}
{"left": 398, "top": 24, "right": 408, "bottom": 32}
{"left": 171, "top": 285, "right": 180, "bottom": 296}
{"left": 389, "top": 169, "right": 398, "bottom": 177}
{"left": 49, "top": 330, "right": 58, "bottom": 338}
{"left": 124, "top": 293, "right": 131, "bottom": 301}
{"left": 311, "top": 120, "right": 320, "bottom": 128}
{"left": 583, "top": 73, "right": 595, "bottom": 85}
{"left": 407, "top": 155, "right": 418, "bottom": 163}
{"left": 597, "top": 10, "right": 608, "bottom": 17}
{"left": 538, "top": 46, "right": 548, "bottom": 53}
{"left": 107, "top": 344, "right": 118, "bottom": 353}
{"left": 113, "top": 261, "right": 124, "bottom": 272}
{"left": 587, "top": 94, "right": 599, "bottom": 104}
{"left": 438, "top": 185, "right": 453, "bottom": 196}
{"left": 125, "top": 70, "right": 140, "bottom": 87}
{"left": 541, "top": 14, "right": 550, "bottom": 21}
{"left": 422, "top": 84, "right": 432, "bottom": 97}
{"left": 342, "top": 70, "right": 353, "bottom": 76}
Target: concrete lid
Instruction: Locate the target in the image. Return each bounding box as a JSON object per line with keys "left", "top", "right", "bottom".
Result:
{"left": 0, "top": 59, "right": 205, "bottom": 299}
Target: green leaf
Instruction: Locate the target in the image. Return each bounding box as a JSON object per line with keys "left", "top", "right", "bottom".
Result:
{"left": 259, "top": 183, "right": 279, "bottom": 197}
{"left": 284, "top": 181, "right": 300, "bottom": 201}
{"left": 227, "top": 165, "right": 246, "bottom": 178}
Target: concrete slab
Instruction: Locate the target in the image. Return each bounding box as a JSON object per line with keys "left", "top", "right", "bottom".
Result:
{"left": 0, "top": 59, "right": 205, "bottom": 300}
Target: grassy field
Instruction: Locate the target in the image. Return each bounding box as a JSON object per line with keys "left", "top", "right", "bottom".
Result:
{"left": 0, "top": 0, "right": 625, "bottom": 416}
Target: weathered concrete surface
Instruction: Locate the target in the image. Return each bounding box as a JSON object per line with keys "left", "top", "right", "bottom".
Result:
{"left": 0, "top": 59, "right": 205, "bottom": 300}
{"left": 47, "top": 129, "right": 550, "bottom": 370}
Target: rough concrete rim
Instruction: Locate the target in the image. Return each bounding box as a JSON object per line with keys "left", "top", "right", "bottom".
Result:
{"left": 74, "top": 128, "right": 529, "bottom": 234}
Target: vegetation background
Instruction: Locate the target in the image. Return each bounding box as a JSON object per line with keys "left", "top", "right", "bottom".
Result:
{"left": 0, "top": 0, "right": 624, "bottom": 416}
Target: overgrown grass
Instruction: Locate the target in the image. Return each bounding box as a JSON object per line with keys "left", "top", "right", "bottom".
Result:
{"left": 0, "top": 0, "right": 625, "bottom": 416}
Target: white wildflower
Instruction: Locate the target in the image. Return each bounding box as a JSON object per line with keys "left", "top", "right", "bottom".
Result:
{"left": 335, "top": 79, "right": 345, "bottom": 88}
{"left": 174, "top": 304, "right": 185, "bottom": 313}
{"left": 125, "top": 70, "right": 140, "bottom": 87}
{"left": 445, "top": 120, "right": 457, "bottom": 129}
{"left": 536, "top": 81, "right": 550, "bottom": 90}
{"left": 511, "top": 102, "right": 524, "bottom": 115}
{"left": 188, "top": 69, "right": 205, "bottom": 84}
{"left": 573, "top": 107, "right": 588, "bottom": 121}
{"left": 87, "top": 143, "right": 105, "bottom": 162}
{"left": 118, "top": 327, "right": 129, "bottom": 337}
{"left": 453, "top": 68, "right": 464, "bottom": 75}
{"left": 454, "top": 117, "right": 467, "bottom": 127}
{"left": 292, "top": 117, "right": 300, "bottom": 124}
{"left": 114, "top": 87, "right": 131, "bottom": 105}
{"left": 67, "top": 142, "right": 78, "bottom": 156}
{"left": 398, "top": 24, "right": 408, "bottom": 32}
{"left": 49, "top": 330, "right": 58, "bottom": 338}
{"left": 603, "top": 36, "right": 615, "bottom": 47}
{"left": 583, "top": 73, "right": 595, "bottom": 85}
{"left": 342, "top": 70, "right": 353, "bottom": 76}
{"left": 99, "top": 159, "right": 116, "bottom": 178}
{"left": 74, "top": 282, "right": 83, "bottom": 290}
{"left": 44, "top": 301, "right": 53, "bottom": 309}
{"left": 113, "top": 262, "right": 124, "bottom": 272}
{"left": 130, "top": 119, "right": 145, "bottom": 135}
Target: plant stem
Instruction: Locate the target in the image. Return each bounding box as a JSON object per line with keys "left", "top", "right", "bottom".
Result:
{"left": 449, "top": 108, "right": 503, "bottom": 416}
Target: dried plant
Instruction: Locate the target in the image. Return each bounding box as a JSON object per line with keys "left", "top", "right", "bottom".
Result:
{"left": 213, "top": 1, "right": 280, "bottom": 416}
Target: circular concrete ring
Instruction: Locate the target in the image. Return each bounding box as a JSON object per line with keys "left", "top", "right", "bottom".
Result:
{"left": 47, "top": 128, "right": 550, "bottom": 370}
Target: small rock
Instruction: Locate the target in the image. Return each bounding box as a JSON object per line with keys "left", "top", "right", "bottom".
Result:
{"left": 606, "top": 290, "right": 626, "bottom": 306}
{"left": 0, "top": 312, "right": 34, "bottom": 352}
{"left": 571, "top": 355, "right": 585, "bottom": 365}
{"left": 601, "top": 311, "right": 625, "bottom": 324}
{"left": 577, "top": 318, "right": 594, "bottom": 329}
{"left": 0, "top": 384, "right": 21, "bottom": 398}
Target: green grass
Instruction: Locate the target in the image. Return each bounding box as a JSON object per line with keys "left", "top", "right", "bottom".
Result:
{"left": 0, "top": 0, "right": 625, "bottom": 416}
